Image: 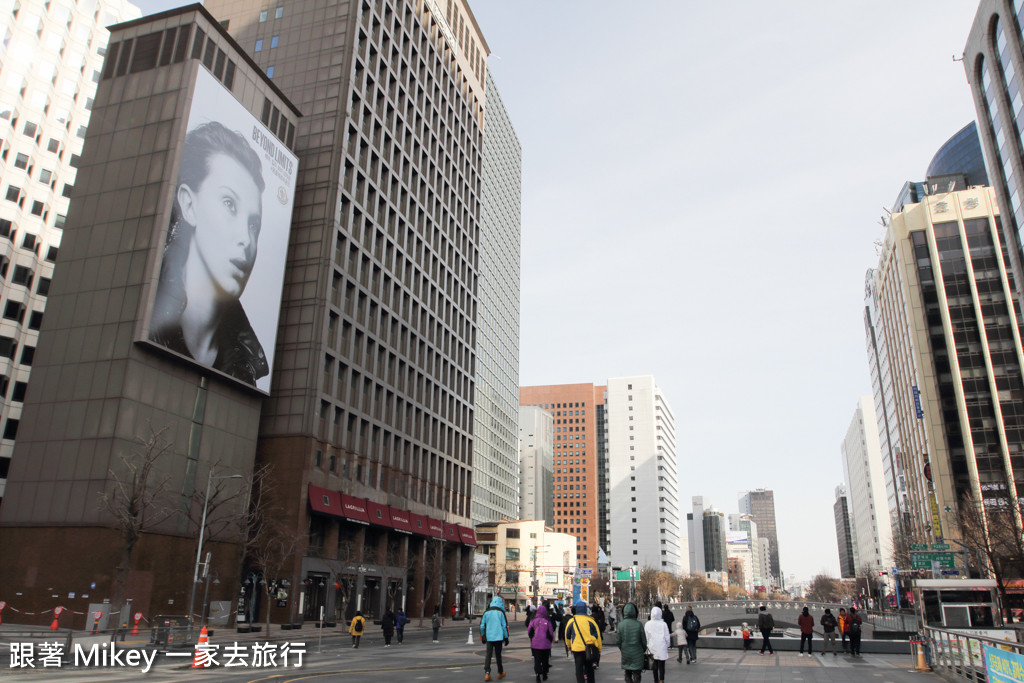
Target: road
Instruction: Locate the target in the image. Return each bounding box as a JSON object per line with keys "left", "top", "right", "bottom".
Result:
{"left": 3, "top": 619, "right": 945, "bottom": 682}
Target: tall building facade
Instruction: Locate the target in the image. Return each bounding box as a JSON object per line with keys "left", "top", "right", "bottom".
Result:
{"left": 687, "top": 496, "right": 707, "bottom": 575}
{"left": 1, "top": 0, "right": 513, "bottom": 625}
{"left": 519, "top": 383, "right": 606, "bottom": 570}
{"left": 0, "top": 0, "right": 140, "bottom": 505}
{"left": 470, "top": 68, "right": 520, "bottom": 524}
{"left": 738, "top": 489, "right": 780, "bottom": 587}
{"left": 834, "top": 485, "right": 856, "bottom": 579}
{"left": 871, "top": 185, "right": 1024, "bottom": 538}
{"left": 866, "top": 123, "right": 991, "bottom": 543}
{"left": 518, "top": 405, "right": 553, "bottom": 524}
{"left": 841, "top": 396, "right": 893, "bottom": 574}
{"left": 965, "top": 2, "right": 1024, "bottom": 307}
{"left": 728, "top": 512, "right": 766, "bottom": 588}
{"left": 606, "top": 375, "right": 681, "bottom": 573}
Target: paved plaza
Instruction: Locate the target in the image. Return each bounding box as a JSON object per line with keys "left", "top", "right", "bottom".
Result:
{"left": 0, "top": 620, "right": 947, "bottom": 683}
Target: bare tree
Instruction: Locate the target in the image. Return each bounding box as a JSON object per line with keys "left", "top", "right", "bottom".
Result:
{"left": 956, "top": 493, "right": 1024, "bottom": 622}
{"left": 98, "top": 425, "right": 176, "bottom": 614}
{"left": 806, "top": 573, "right": 842, "bottom": 602}
{"left": 636, "top": 566, "right": 659, "bottom": 606}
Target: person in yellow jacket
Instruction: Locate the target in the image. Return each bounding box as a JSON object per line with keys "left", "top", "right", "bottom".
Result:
{"left": 349, "top": 610, "right": 366, "bottom": 648}
{"left": 564, "top": 600, "right": 602, "bottom": 683}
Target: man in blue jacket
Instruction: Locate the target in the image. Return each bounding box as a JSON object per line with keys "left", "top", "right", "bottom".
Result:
{"left": 480, "top": 595, "right": 510, "bottom": 681}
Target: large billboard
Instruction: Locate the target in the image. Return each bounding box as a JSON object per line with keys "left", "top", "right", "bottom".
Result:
{"left": 146, "top": 68, "right": 297, "bottom": 393}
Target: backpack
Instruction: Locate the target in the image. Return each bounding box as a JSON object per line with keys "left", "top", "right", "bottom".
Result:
{"left": 685, "top": 614, "right": 699, "bottom": 632}
{"left": 760, "top": 613, "right": 774, "bottom": 630}
{"left": 849, "top": 619, "right": 861, "bottom": 635}
{"left": 432, "top": 614, "right": 441, "bottom": 629}
{"left": 353, "top": 618, "right": 363, "bottom": 633}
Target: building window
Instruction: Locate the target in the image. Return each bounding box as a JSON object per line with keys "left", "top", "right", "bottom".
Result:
{"left": 27, "top": 310, "right": 42, "bottom": 329}
{"left": 11, "top": 266, "right": 31, "bottom": 287}
{"left": 20, "top": 345, "right": 34, "bottom": 365}
{"left": 0, "top": 337, "right": 14, "bottom": 359}
{"left": 275, "top": 6, "right": 283, "bottom": 18}
{"left": 505, "top": 528, "right": 520, "bottom": 539}
{"left": 46, "top": 139, "right": 59, "bottom": 153}
{"left": 3, "top": 419, "right": 18, "bottom": 440}
{"left": 6, "top": 186, "right": 20, "bottom": 202}
{"left": 3, "top": 300, "right": 24, "bottom": 323}
{"left": 35, "top": 277, "right": 49, "bottom": 295}
{"left": 270, "top": 35, "right": 279, "bottom": 48}
{"left": 259, "top": 9, "right": 267, "bottom": 22}
{"left": 38, "top": 169, "right": 51, "bottom": 184}
{"left": 505, "top": 547, "right": 519, "bottom": 561}
{"left": 254, "top": 39, "right": 263, "bottom": 52}
{"left": 14, "top": 153, "right": 28, "bottom": 170}
{"left": 266, "top": 65, "right": 274, "bottom": 78}
{"left": 23, "top": 122, "right": 37, "bottom": 138}
{"left": 11, "top": 381, "right": 26, "bottom": 402}
{"left": 30, "top": 201, "right": 43, "bottom": 216}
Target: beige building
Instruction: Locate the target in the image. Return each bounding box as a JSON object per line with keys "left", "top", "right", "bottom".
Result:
{"left": 475, "top": 519, "right": 576, "bottom": 611}
{"left": 871, "top": 186, "right": 1024, "bottom": 541}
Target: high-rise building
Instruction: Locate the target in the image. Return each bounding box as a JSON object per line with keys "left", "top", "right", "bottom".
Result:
{"left": 834, "top": 485, "right": 856, "bottom": 579}
{"left": 0, "top": 0, "right": 512, "bottom": 624}
{"left": 518, "top": 405, "right": 553, "bottom": 525}
{"left": 965, "top": 3, "right": 1024, "bottom": 306}
{"left": 841, "top": 396, "right": 893, "bottom": 575}
{"left": 520, "top": 383, "right": 606, "bottom": 569}
{"left": 470, "top": 68, "right": 521, "bottom": 525}
{"left": 738, "top": 489, "right": 780, "bottom": 586}
{"left": 605, "top": 375, "right": 681, "bottom": 573}
{"left": 687, "top": 496, "right": 707, "bottom": 575}
{"left": 728, "top": 512, "right": 766, "bottom": 589}
{"left": 869, "top": 184, "right": 1024, "bottom": 538}
{"left": 688, "top": 496, "right": 727, "bottom": 577}
{"left": 0, "top": 0, "right": 140, "bottom": 506}
{"left": 866, "top": 123, "right": 992, "bottom": 545}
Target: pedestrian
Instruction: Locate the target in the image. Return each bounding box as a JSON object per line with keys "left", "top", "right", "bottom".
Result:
{"left": 480, "top": 595, "right": 510, "bottom": 681}
{"left": 757, "top": 605, "right": 775, "bottom": 655}
{"left": 660, "top": 602, "right": 675, "bottom": 639}
{"left": 452, "top": 602, "right": 458, "bottom": 621}
{"left": 528, "top": 602, "right": 555, "bottom": 682}
{"left": 819, "top": 608, "right": 837, "bottom": 656}
{"left": 848, "top": 607, "right": 863, "bottom": 657}
{"left": 644, "top": 605, "right": 671, "bottom": 683}
{"left": 741, "top": 623, "right": 752, "bottom": 651}
{"left": 549, "top": 600, "right": 562, "bottom": 644}
{"left": 797, "top": 606, "right": 813, "bottom": 656}
{"left": 680, "top": 604, "right": 701, "bottom": 664}
{"left": 396, "top": 609, "right": 408, "bottom": 644}
{"left": 615, "top": 603, "right": 647, "bottom": 683}
{"left": 431, "top": 606, "right": 442, "bottom": 643}
{"left": 838, "top": 607, "right": 850, "bottom": 652}
{"left": 592, "top": 602, "right": 606, "bottom": 633}
{"left": 349, "top": 610, "right": 366, "bottom": 648}
{"left": 564, "top": 599, "right": 602, "bottom": 683}
{"left": 381, "top": 607, "right": 396, "bottom": 647}
{"left": 606, "top": 601, "right": 616, "bottom": 632}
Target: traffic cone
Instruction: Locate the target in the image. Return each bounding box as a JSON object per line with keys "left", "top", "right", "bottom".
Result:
{"left": 131, "top": 614, "right": 141, "bottom": 636}
{"left": 192, "top": 626, "right": 210, "bottom": 668}
{"left": 466, "top": 626, "right": 474, "bottom": 645}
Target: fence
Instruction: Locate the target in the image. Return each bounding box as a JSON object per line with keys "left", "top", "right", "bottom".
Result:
{"left": 923, "top": 625, "right": 1024, "bottom": 682}
{"left": 863, "top": 610, "right": 917, "bottom": 632}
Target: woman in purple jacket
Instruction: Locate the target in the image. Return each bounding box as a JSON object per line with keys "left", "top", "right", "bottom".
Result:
{"left": 528, "top": 603, "right": 555, "bottom": 682}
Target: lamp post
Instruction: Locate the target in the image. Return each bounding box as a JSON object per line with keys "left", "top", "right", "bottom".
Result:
{"left": 188, "top": 472, "right": 242, "bottom": 632}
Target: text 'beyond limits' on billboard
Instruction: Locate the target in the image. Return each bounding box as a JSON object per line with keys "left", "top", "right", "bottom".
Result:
{"left": 147, "top": 68, "right": 297, "bottom": 393}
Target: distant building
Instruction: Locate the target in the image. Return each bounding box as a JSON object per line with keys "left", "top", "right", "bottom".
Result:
{"left": 688, "top": 496, "right": 726, "bottom": 575}
{"left": 727, "top": 556, "right": 745, "bottom": 593}
{"left": 520, "top": 383, "right": 605, "bottom": 570}
{"left": 519, "top": 406, "right": 553, "bottom": 525}
{"left": 473, "top": 519, "right": 576, "bottom": 611}
{"left": 834, "top": 485, "right": 856, "bottom": 579}
{"left": 739, "top": 489, "right": 781, "bottom": 586}
{"left": 841, "top": 396, "right": 892, "bottom": 575}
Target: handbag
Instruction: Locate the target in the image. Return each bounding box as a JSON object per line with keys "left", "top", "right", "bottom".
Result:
{"left": 572, "top": 617, "right": 601, "bottom": 665}
{"left": 643, "top": 648, "right": 654, "bottom": 670}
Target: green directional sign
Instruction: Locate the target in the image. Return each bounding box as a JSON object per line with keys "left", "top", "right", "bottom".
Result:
{"left": 615, "top": 570, "right": 633, "bottom": 581}
{"left": 931, "top": 543, "right": 951, "bottom": 551}
{"left": 910, "top": 544, "right": 929, "bottom": 551}
{"left": 911, "top": 553, "right": 956, "bottom": 569}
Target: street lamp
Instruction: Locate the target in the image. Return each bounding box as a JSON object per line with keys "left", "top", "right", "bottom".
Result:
{"left": 188, "top": 472, "right": 243, "bottom": 631}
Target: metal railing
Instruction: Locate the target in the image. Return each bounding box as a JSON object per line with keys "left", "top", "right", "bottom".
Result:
{"left": 863, "top": 610, "right": 917, "bottom": 632}
{"left": 924, "top": 625, "right": 1024, "bottom": 682}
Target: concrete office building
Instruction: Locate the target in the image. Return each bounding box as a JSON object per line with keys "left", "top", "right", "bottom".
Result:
{"left": 870, "top": 184, "right": 1024, "bottom": 538}
{"left": 738, "top": 489, "right": 781, "bottom": 587}
{"left": 728, "top": 512, "right": 766, "bottom": 588}
{"left": 688, "top": 496, "right": 728, "bottom": 576}
{"left": 866, "top": 123, "right": 991, "bottom": 543}
{"left": 834, "top": 485, "right": 856, "bottom": 579}
{"left": 841, "top": 396, "right": 893, "bottom": 575}
{"left": 470, "top": 68, "right": 520, "bottom": 525}
{"left": 0, "top": 5, "right": 300, "bottom": 625}
{"left": 519, "top": 383, "right": 605, "bottom": 570}
{"left": 606, "top": 375, "right": 681, "bottom": 573}
{"left": 473, "top": 519, "right": 576, "bottom": 609}
{"left": 0, "top": 0, "right": 140, "bottom": 506}
{"left": 518, "top": 405, "right": 553, "bottom": 525}
{"left": 1, "top": 0, "right": 509, "bottom": 625}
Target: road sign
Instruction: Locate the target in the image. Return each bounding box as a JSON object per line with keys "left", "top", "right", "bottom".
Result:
{"left": 910, "top": 544, "right": 929, "bottom": 551}
{"left": 614, "top": 570, "right": 631, "bottom": 581}
{"left": 911, "top": 553, "right": 955, "bottom": 569}
{"left": 579, "top": 568, "right": 593, "bottom": 577}
{"left": 581, "top": 578, "right": 590, "bottom": 586}
{"left": 941, "top": 570, "right": 961, "bottom": 576}
{"left": 931, "top": 543, "right": 951, "bottom": 551}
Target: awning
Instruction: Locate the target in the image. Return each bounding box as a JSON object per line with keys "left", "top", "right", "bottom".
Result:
{"left": 458, "top": 525, "right": 477, "bottom": 546}
{"left": 424, "top": 516, "right": 444, "bottom": 539}
{"left": 365, "top": 500, "right": 393, "bottom": 528}
{"left": 389, "top": 507, "right": 413, "bottom": 534}
{"left": 308, "top": 484, "right": 342, "bottom": 518}
{"left": 409, "top": 513, "right": 429, "bottom": 536}
{"left": 340, "top": 495, "right": 370, "bottom": 524}
{"left": 443, "top": 523, "right": 460, "bottom": 543}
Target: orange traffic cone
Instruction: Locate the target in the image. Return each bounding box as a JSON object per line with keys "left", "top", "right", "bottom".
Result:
{"left": 192, "top": 626, "right": 210, "bottom": 668}
{"left": 131, "top": 612, "right": 141, "bottom": 636}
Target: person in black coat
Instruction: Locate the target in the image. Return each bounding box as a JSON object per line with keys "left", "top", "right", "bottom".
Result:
{"left": 381, "top": 609, "right": 396, "bottom": 647}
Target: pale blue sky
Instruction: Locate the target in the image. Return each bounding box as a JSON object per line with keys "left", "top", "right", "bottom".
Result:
{"left": 133, "top": 1, "right": 982, "bottom": 584}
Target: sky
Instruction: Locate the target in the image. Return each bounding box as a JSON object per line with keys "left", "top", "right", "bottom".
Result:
{"left": 133, "top": 0, "right": 983, "bottom": 584}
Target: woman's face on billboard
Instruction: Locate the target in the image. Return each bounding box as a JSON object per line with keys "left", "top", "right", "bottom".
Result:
{"left": 179, "top": 153, "right": 263, "bottom": 299}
